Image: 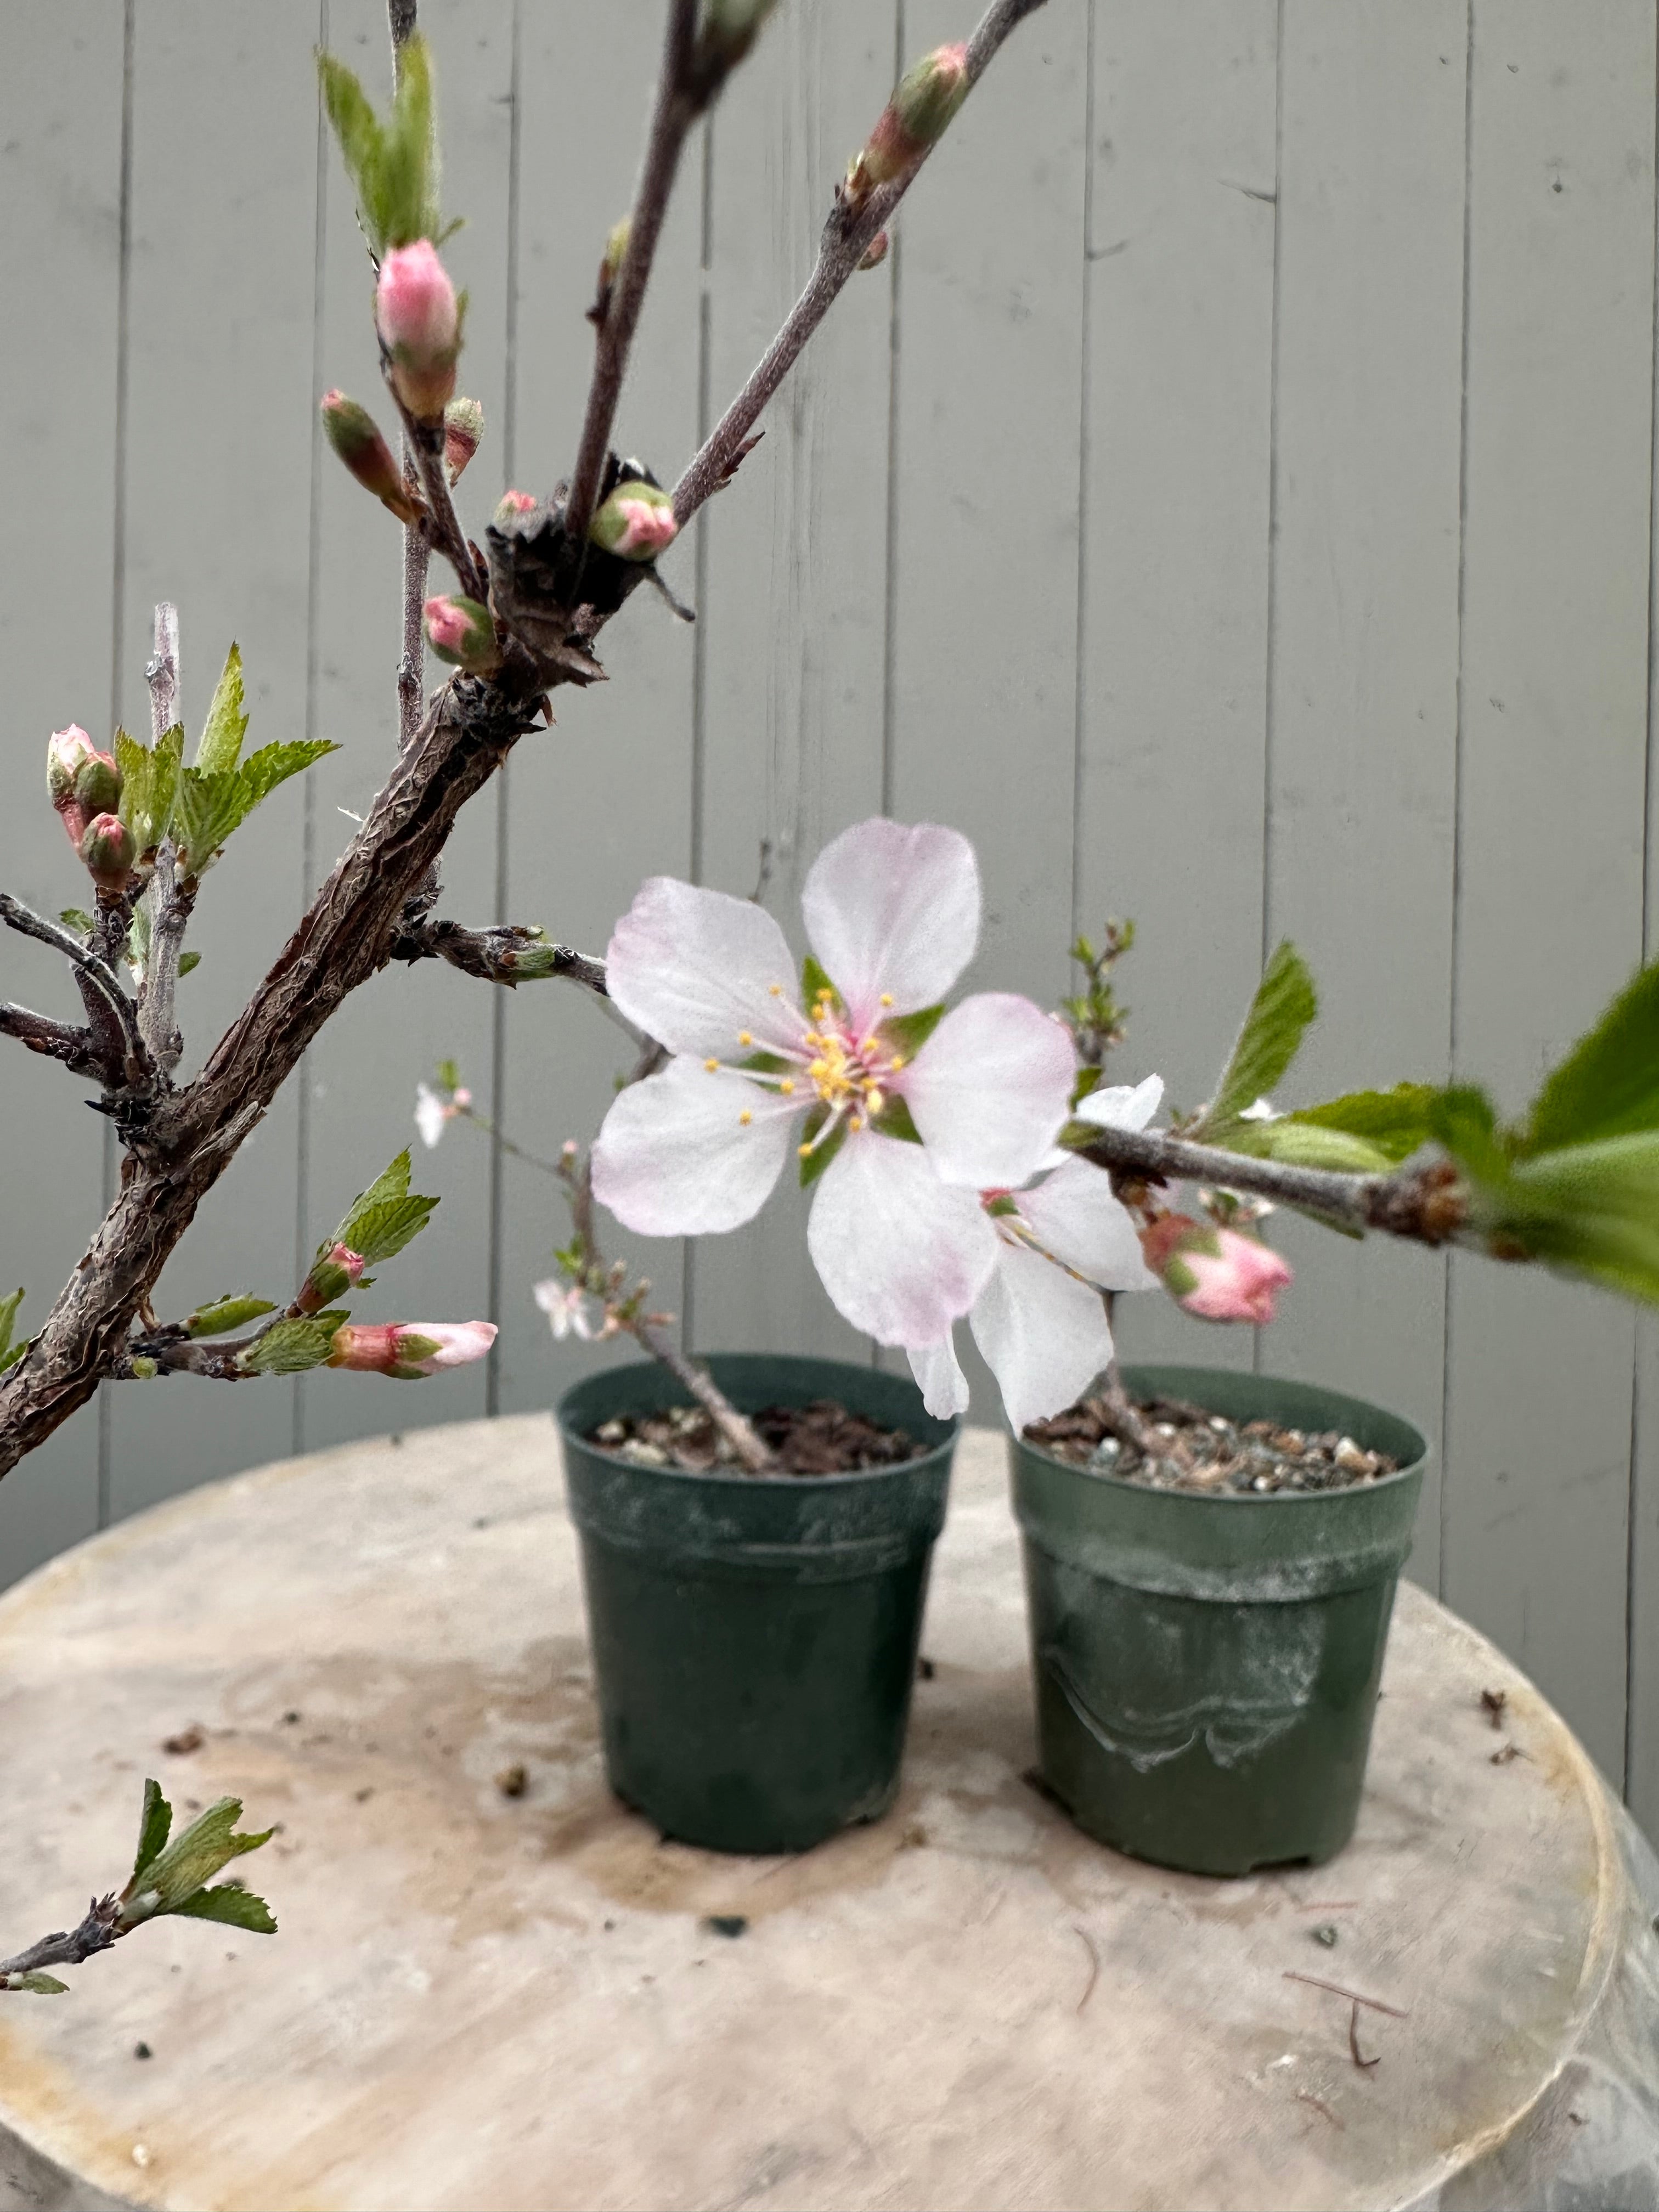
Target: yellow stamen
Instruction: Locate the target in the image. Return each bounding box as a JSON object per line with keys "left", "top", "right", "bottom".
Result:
{"left": 769, "top": 983, "right": 782, "bottom": 996}
{"left": 860, "top": 1036, "right": 877, "bottom": 1054}
{"left": 850, "top": 1114, "right": 864, "bottom": 1132}
{"left": 866, "top": 1088, "right": 884, "bottom": 1118}
{"left": 740, "top": 1108, "right": 753, "bottom": 1126}
{"left": 704, "top": 1058, "right": 719, "bottom": 1073}
{"left": 881, "top": 992, "right": 894, "bottom": 1007}
{"left": 738, "top": 1031, "right": 753, "bottom": 1047}
{"left": 798, "top": 1141, "right": 812, "bottom": 1157}
{"left": 780, "top": 1078, "right": 795, "bottom": 1095}
{"left": 890, "top": 1056, "right": 905, "bottom": 1072}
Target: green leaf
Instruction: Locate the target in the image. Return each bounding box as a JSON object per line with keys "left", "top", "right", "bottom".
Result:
{"left": 236, "top": 1319, "right": 338, "bottom": 1376}
{"left": 186, "top": 1295, "right": 276, "bottom": 1340}
{"left": 1429, "top": 1085, "right": 1510, "bottom": 1186}
{"left": 0, "top": 1288, "right": 22, "bottom": 1364}
{"left": 123, "top": 898, "right": 152, "bottom": 985}
{"left": 178, "top": 950, "right": 201, "bottom": 978}
{"left": 1201, "top": 941, "right": 1318, "bottom": 1134}
{"left": 126, "top": 1797, "right": 274, "bottom": 1918}
{"left": 318, "top": 52, "right": 390, "bottom": 251}
{"left": 334, "top": 1152, "right": 421, "bottom": 1254}
{"left": 337, "top": 1194, "right": 438, "bottom": 1266}
{"left": 0, "top": 1342, "right": 25, "bottom": 1378}
{"left": 195, "top": 643, "right": 248, "bottom": 775}
{"left": 1523, "top": 961, "right": 1659, "bottom": 1156}
{"left": 237, "top": 739, "right": 338, "bottom": 811}
{"left": 380, "top": 31, "right": 441, "bottom": 250}
{"left": 131, "top": 1778, "right": 172, "bottom": 1888}
{"left": 1479, "top": 1131, "right": 1659, "bottom": 1305}
{"left": 879, "top": 1004, "right": 945, "bottom": 1062}
{"left": 435, "top": 1057, "right": 461, "bottom": 1092}
{"left": 58, "top": 907, "right": 93, "bottom": 938}
{"left": 1223, "top": 1119, "right": 1399, "bottom": 1175}
{"left": 171, "top": 1882, "right": 276, "bottom": 1935}
{"left": 115, "top": 723, "right": 183, "bottom": 858}
{"left": 12, "top": 1972, "right": 69, "bottom": 1994}
{"left": 800, "top": 956, "right": 840, "bottom": 1013}
{"left": 173, "top": 766, "right": 248, "bottom": 878}
{"left": 1284, "top": 1084, "right": 1441, "bottom": 1165}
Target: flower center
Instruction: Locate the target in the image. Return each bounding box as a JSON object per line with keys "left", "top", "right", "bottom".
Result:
{"left": 801, "top": 991, "right": 898, "bottom": 1129}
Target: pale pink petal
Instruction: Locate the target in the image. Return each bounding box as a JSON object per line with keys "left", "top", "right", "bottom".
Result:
{"left": 971, "top": 1242, "right": 1114, "bottom": 1433}
{"left": 606, "top": 878, "right": 804, "bottom": 1058}
{"left": 807, "top": 1133, "right": 996, "bottom": 1346}
{"left": 592, "top": 1057, "right": 797, "bottom": 1235}
{"left": 1015, "top": 1157, "right": 1158, "bottom": 1291}
{"left": 909, "top": 1336, "right": 970, "bottom": 1420}
{"left": 902, "top": 994, "right": 1075, "bottom": 1188}
{"left": 414, "top": 1082, "right": 448, "bottom": 1150}
{"left": 800, "top": 819, "right": 980, "bottom": 1030}
{"left": 1075, "top": 1073, "right": 1165, "bottom": 1132}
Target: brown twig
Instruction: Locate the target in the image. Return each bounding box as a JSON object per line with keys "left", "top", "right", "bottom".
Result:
{"left": 673, "top": 0, "right": 1049, "bottom": 528}
{"left": 0, "top": 894, "right": 148, "bottom": 1091}
{"left": 388, "top": 915, "right": 609, "bottom": 998}
{"left": 0, "top": 1896, "right": 122, "bottom": 1987}
{"left": 0, "top": 1003, "right": 103, "bottom": 1080}
{"left": 1283, "top": 1970, "right": 1408, "bottom": 2019}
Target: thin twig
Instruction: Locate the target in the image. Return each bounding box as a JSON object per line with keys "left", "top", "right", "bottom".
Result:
{"left": 563, "top": 0, "right": 699, "bottom": 552}
{"left": 389, "top": 399, "right": 484, "bottom": 602}
{"left": 1283, "top": 1970, "right": 1408, "bottom": 2019}
{"left": 0, "top": 1003, "right": 102, "bottom": 1079}
{"left": 0, "top": 895, "right": 148, "bottom": 1087}
{"left": 450, "top": 1102, "right": 566, "bottom": 1180}
{"left": 141, "top": 605, "right": 193, "bottom": 1076}
{"left": 673, "top": 0, "right": 1049, "bottom": 528}
{"left": 398, "top": 460, "right": 431, "bottom": 749}
{"left": 0, "top": 1897, "right": 122, "bottom": 1985}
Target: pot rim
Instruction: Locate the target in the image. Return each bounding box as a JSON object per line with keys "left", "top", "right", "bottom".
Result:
{"left": 556, "top": 1351, "right": 961, "bottom": 1494}
{"left": 1008, "top": 1362, "right": 1427, "bottom": 1510}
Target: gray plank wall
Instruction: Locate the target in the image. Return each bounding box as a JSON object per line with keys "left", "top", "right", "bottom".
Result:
{"left": 1, "top": 1, "right": 1657, "bottom": 1831}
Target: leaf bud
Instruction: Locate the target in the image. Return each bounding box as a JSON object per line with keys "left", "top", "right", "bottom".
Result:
{"left": 443, "top": 396, "right": 484, "bottom": 485}
{"left": 422, "top": 594, "right": 501, "bottom": 675}
{"left": 589, "top": 218, "right": 631, "bottom": 325}
{"left": 320, "top": 390, "right": 422, "bottom": 525}
{"left": 493, "top": 489, "right": 539, "bottom": 529}
{"left": 73, "top": 751, "right": 123, "bottom": 819}
{"left": 297, "top": 1242, "right": 367, "bottom": 1316}
{"left": 78, "top": 812, "right": 136, "bottom": 891}
{"left": 848, "top": 43, "right": 970, "bottom": 202}
{"left": 858, "top": 229, "right": 890, "bottom": 272}
{"left": 375, "top": 240, "right": 462, "bottom": 422}
{"left": 589, "top": 478, "right": 679, "bottom": 561}
{"left": 701, "top": 0, "right": 779, "bottom": 67}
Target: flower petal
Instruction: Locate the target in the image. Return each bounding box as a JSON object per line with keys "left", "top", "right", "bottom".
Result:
{"left": 909, "top": 1336, "right": 971, "bottom": 1420}
{"left": 800, "top": 819, "right": 980, "bottom": 1029}
{"left": 1015, "top": 1156, "right": 1159, "bottom": 1290}
{"left": 971, "top": 1242, "right": 1114, "bottom": 1433}
{"left": 808, "top": 1132, "right": 997, "bottom": 1346}
{"left": 903, "top": 994, "right": 1075, "bottom": 1188}
{"left": 591, "top": 1057, "right": 796, "bottom": 1235}
{"left": 414, "top": 1083, "right": 448, "bottom": 1150}
{"left": 1075, "top": 1073, "right": 1164, "bottom": 1132}
{"left": 605, "top": 877, "right": 805, "bottom": 1058}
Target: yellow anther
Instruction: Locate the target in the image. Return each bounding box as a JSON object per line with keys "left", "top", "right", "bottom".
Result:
{"left": 889, "top": 1056, "right": 905, "bottom": 1072}
{"left": 704, "top": 1058, "right": 719, "bottom": 1073}
{"left": 740, "top": 1108, "right": 753, "bottom": 1126}
{"left": 860, "top": 1036, "right": 877, "bottom": 1054}
{"left": 769, "top": 983, "right": 782, "bottom": 995}
{"left": 738, "top": 1031, "right": 753, "bottom": 1047}
{"left": 866, "top": 1088, "right": 884, "bottom": 1118}
{"left": 881, "top": 992, "right": 895, "bottom": 1007}
{"left": 850, "top": 1114, "right": 864, "bottom": 1132}
{"left": 798, "top": 1142, "right": 812, "bottom": 1158}
{"left": 780, "top": 1077, "right": 795, "bottom": 1094}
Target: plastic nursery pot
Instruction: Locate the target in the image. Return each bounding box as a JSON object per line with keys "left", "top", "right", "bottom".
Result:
{"left": 558, "top": 1353, "right": 958, "bottom": 1856}
{"left": 1009, "top": 1365, "right": 1427, "bottom": 1878}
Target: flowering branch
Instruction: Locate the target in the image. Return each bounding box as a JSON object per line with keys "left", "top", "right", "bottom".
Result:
{"left": 673, "top": 0, "right": 1047, "bottom": 526}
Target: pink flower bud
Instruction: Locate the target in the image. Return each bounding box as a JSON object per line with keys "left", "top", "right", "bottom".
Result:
{"left": 321, "top": 390, "right": 422, "bottom": 525}
{"left": 375, "top": 241, "right": 462, "bottom": 422}
{"left": 422, "top": 594, "right": 501, "bottom": 674}
{"left": 73, "top": 751, "right": 122, "bottom": 819}
{"left": 47, "top": 725, "right": 97, "bottom": 810}
{"left": 493, "top": 489, "right": 539, "bottom": 528}
{"left": 443, "top": 396, "right": 484, "bottom": 484}
{"left": 1143, "top": 1215, "right": 1293, "bottom": 1325}
{"left": 78, "top": 811, "right": 136, "bottom": 891}
{"left": 326, "top": 1319, "right": 497, "bottom": 1378}
{"left": 849, "top": 44, "right": 970, "bottom": 202}
{"left": 297, "top": 1242, "right": 367, "bottom": 1316}
{"left": 589, "top": 479, "right": 679, "bottom": 561}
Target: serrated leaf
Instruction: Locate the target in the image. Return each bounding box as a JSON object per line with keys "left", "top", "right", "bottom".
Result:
{"left": 334, "top": 1152, "right": 412, "bottom": 1249}
{"left": 1479, "top": 1131, "right": 1659, "bottom": 1305}
{"left": 236, "top": 1319, "right": 338, "bottom": 1376}
{"left": 177, "top": 950, "right": 201, "bottom": 978}
{"left": 879, "top": 1004, "right": 945, "bottom": 1062}
{"left": 1429, "top": 1085, "right": 1510, "bottom": 1186}
{"left": 1283, "top": 1084, "right": 1441, "bottom": 1165}
{"left": 131, "top": 1778, "right": 172, "bottom": 1888}
{"left": 115, "top": 725, "right": 182, "bottom": 858}
{"left": 187, "top": 1294, "right": 276, "bottom": 1340}
{"left": 338, "top": 1194, "right": 438, "bottom": 1266}
{"left": 1201, "top": 941, "right": 1318, "bottom": 1134}
{"left": 15, "top": 1972, "right": 69, "bottom": 1994}
{"left": 173, "top": 766, "right": 248, "bottom": 878}
{"left": 1522, "top": 961, "right": 1659, "bottom": 1156}
{"left": 195, "top": 643, "right": 249, "bottom": 774}
{"left": 0, "top": 1288, "right": 22, "bottom": 1364}
{"left": 171, "top": 1882, "right": 276, "bottom": 1935}
{"left": 128, "top": 1797, "right": 273, "bottom": 1917}
{"left": 237, "top": 740, "right": 338, "bottom": 811}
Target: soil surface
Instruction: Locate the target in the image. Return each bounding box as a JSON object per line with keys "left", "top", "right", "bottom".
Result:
{"left": 1023, "top": 1392, "right": 1400, "bottom": 1494}
{"left": 589, "top": 1398, "right": 925, "bottom": 1477}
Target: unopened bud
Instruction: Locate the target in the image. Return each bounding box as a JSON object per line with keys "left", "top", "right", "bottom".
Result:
{"left": 701, "top": 0, "right": 778, "bottom": 66}
{"left": 859, "top": 229, "right": 890, "bottom": 272}
{"left": 298, "top": 1242, "right": 367, "bottom": 1316}
{"left": 47, "top": 725, "right": 97, "bottom": 810}
{"left": 375, "top": 240, "right": 462, "bottom": 422}
{"left": 849, "top": 43, "right": 970, "bottom": 201}
{"left": 1141, "top": 1215, "right": 1293, "bottom": 1326}
{"left": 443, "top": 396, "right": 484, "bottom": 484}
{"left": 326, "top": 1319, "right": 497, "bottom": 1378}
{"left": 321, "top": 390, "right": 422, "bottom": 525}
{"left": 589, "top": 478, "right": 679, "bottom": 561}
{"left": 73, "top": 751, "right": 122, "bottom": 819}
{"left": 423, "top": 594, "right": 501, "bottom": 674}
{"left": 589, "top": 218, "right": 631, "bottom": 324}
{"left": 493, "top": 489, "right": 539, "bottom": 528}
{"left": 79, "top": 811, "right": 136, "bottom": 891}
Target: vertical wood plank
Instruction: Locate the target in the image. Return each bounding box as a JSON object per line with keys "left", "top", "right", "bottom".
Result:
{"left": 885, "top": 0, "right": 1090, "bottom": 1408}
{"left": 106, "top": 0, "right": 325, "bottom": 1525}
{"left": 494, "top": 3, "right": 701, "bottom": 1418}
{"left": 1072, "top": 0, "right": 1277, "bottom": 1385}
{"left": 297, "top": 0, "right": 515, "bottom": 1456}
{"left": 1260, "top": 2, "right": 1468, "bottom": 1591}
{"left": 1443, "top": 0, "right": 1655, "bottom": 1780}
{"left": 685, "top": 4, "right": 896, "bottom": 1363}
{"left": 0, "top": 4, "right": 126, "bottom": 1584}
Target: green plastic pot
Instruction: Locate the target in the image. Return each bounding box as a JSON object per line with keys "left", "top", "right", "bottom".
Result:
{"left": 1010, "top": 1364, "right": 1427, "bottom": 1877}
{"left": 558, "top": 1353, "right": 958, "bottom": 1855}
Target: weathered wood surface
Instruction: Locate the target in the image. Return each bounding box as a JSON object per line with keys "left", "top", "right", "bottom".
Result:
{"left": 2, "top": 1, "right": 1658, "bottom": 1833}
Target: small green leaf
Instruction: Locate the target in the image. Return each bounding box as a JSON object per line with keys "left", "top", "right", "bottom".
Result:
{"left": 1223, "top": 1119, "right": 1398, "bottom": 1175}
{"left": 11, "top": 1973, "right": 69, "bottom": 1995}
{"left": 0, "top": 1288, "right": 22, "bottom": 1364}
{"left": 435, "top": 1057, "right": 461, "bottom": 1092}
{"left": 186, "top": 1295, "right": 276, "bottom": 1340}
{"left": 336, "top": 1194, "right": 438, "bottom": 1267}
{"left": 800, "top": 956, "right": 840, "bottom": 1013}
{"left": 236, "top": 1319, "right": 338, "bottom": 1376}
{"left": 173, "top": 766, "right": 248, "bottom": 878}
{"left": 1201, "top": 941, "right": 1318, "bottom": 1134}
{"left": 1429, "top": 1085, "right": 1510, "bottom": 1186}
{"left": 58, "top": 907, "right": 93, "bottom": 938}
{"left": 195, "top": 643, "right": 249, "bottom": 775}
{"left": 177, "top": 950, "right": 201, "bottom": 978}
{"left": 0, "top": 1341, "right": 25, "bottom": 1377}
{"left": 127, "top": 1797, "right": 274, "bottom": 1918}
{"left": 1478, "top": 1131, "right": 1659, "bottom": 1305}
{"left": 236, "top": 739, "right": 338, "bottom": 811}
{"left": 879, "top": 1004, "right": 945, "bottom": 1062}
{"left": 379, "top": 31, "right": 441, "bottom": 250}
{"left": 131, "top": 1778, "right": 172, "bottom": 1889}
{"left": 171, "top": 1882, "right": 276, "bottom": 1936}
{"left": 318, "top": 51, "right": 388, "bottom": 249}
{"left": 1523, "top": 961, "right": 1659, "bottom": 1156}
{"left": 1283, "top": 1084, "right": 1441, "bottom": 1165}
{"left": 115, "top": 724, "right": 183, "bottom": 857}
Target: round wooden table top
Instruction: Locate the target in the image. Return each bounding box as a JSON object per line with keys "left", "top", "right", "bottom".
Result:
{"left": 0, "top": 1414, "right": 1655, "bottom": 2212}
